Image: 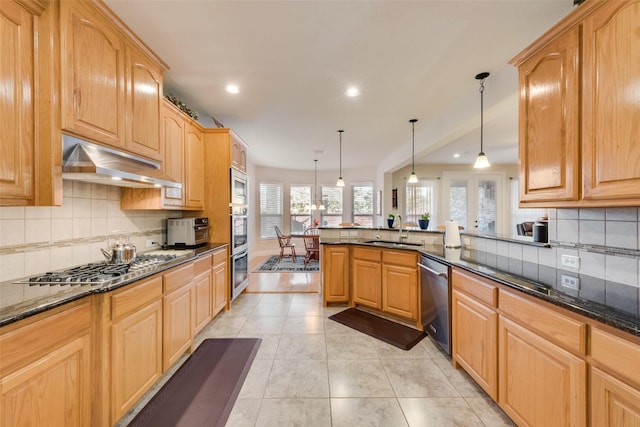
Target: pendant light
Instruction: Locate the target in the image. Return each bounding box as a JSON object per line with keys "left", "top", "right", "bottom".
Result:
{"left": 474, "top": 72, "right": 491, "bottom": 168}
{"left": 408, "top": 119, "right": 419, "bottom": 183}
{"left": 336, "top": 130, "right": 345, "bottom": 187}
{"left": 311, "top": 159, "right": 325, "bottom": 210}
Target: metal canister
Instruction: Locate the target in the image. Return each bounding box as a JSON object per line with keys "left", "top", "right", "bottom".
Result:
{"left": 533, "top": 217, "right": 548, "bottom": 243}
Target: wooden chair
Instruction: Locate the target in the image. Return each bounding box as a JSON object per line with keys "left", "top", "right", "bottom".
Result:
{"left": 303, "top": 228, "right": 320, "bottom": 266}
{"left": 274, "top": 225, "right": 296, "bottom": 261}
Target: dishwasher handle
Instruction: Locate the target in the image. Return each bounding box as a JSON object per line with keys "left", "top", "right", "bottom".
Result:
{"left": 418, "top": 262, "right": 448, "bottom": 279}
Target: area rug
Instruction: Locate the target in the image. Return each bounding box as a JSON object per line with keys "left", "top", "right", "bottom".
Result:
{"left": 254, "top": 255, "right": 319, "bottom": 272}
{"left": 329, "top": 308, "right": 426, "bottom": 350}
{"left": 128, "top": 338, "right": 261, "bottom": 427}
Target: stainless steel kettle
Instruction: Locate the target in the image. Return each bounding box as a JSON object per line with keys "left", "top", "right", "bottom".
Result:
{"left": 101, "top": 234, "right": 137, "bottom": 264}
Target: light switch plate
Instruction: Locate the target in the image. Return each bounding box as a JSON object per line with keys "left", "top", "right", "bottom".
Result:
{"left": 561, "top": 254, "right": 580, "bottom": 269}
{"left": 561, "top": 274, "right": 580, "bottom": 290}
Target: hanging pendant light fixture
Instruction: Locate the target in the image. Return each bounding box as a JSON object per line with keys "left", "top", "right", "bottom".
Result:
{"left": 311, "top": 159, "right": 325, "bottom": 211}
{"left": 408, "top": 119, "right": 419, "bottom": 183}
{"left": 336, "top": 130, "right": 345, "bottom": 187}
{"left": 474, "top": 72, "right": 491, "bottom": 169}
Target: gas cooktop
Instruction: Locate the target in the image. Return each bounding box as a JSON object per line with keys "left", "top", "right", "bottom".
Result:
{"left": 15, "top": 253, "right": 181, "bottom": 287}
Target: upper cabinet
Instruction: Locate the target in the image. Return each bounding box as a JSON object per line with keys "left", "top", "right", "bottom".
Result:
{"left": 511, "top": 0, "right": 640, "bottom": 207}
{"left": 230, "top": 134, "right": 248, "bottom": 173}
{"left": 60, "top": 0, "right": 166, "bottom": 161}
{"left": 0, "top": 0, "right": 61, "bottom": 207}
{"left": 184, "top": 121, "right": 205, "bottom": 209}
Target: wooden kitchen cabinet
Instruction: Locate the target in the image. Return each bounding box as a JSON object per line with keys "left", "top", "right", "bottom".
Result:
{"left": 0, "top": 0, "right": 61, "bottom": 207}
{"left": 451, "top": 268, "right": 498, "bottom": 400}
{"left": 231, "top": 133, "right": 248, "bottom": 172}
{"left": 60, "top": 0, "right": 126, "bottom": 148}
{"left": 322, "top": 245, "right": 350, "bottom": 305}
{"left": 163, "top": 263, "right": 195, "bottom": 371}
{"left": 193, "top": 254, "right": 213, "bottom": 334}
{"left": 381, "top": 250, "right": 418, "bottom": 322}
{"left": 212, "top": 247, "right": 229, "bottom": 315}
{"left": 0, "top": 300, "right": 92, "bottom": 427}
{"left": 109, "top": 276, "right": 163, "bottom": 423}
{"left": 124, "top": 44, "right": 164, "bottom": 161}
{"left": 511, "top": 0, "right": 640, "bottom": 207}
{"left": 161, "top": 100, "right": 186, "bottom": 207}
{"left": 352, "top": 247, "right": 382, "bottom": 310}
{"left": 184, "top": 121, "right": 205, "bottom": 210}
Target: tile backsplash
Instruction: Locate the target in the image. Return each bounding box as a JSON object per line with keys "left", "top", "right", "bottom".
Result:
{"left": 0, "top": 181, "right": 180, "bottom": 282}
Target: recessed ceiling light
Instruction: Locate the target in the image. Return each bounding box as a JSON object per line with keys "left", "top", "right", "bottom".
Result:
{"left": 453, "top": 153, "right": 461, "bottom": 158}
{"left": 346, "top": 87, "right": 360, "bottom": 97}
{"left": 226, "top": 84, "right": 239, "bottom": 94}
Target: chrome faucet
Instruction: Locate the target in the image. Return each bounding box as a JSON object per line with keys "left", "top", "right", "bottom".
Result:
{"left": 397, "top": 215, "right": 408, "bottom": 243}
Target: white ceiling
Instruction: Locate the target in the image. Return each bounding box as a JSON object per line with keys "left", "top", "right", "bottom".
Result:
{"left": 105, "top": 0, "right": 574, "bottom": 172}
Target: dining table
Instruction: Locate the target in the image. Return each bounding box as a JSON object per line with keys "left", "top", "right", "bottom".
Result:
{"left": 290, "top": 232, "right": 320, "bottom": 262}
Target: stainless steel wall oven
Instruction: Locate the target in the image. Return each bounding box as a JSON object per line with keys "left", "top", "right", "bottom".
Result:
{"left": 230, "top": 168, "right": 249, "bottom": 300}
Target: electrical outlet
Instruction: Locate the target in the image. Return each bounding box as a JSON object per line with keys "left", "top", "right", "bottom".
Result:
{"left": 146, "top": 240, "right": 155, "bottom": 248}
{"left": 340, "top": 231, "right": 349, "bottom": 237}
{"left": 561, "top": 254, "right": 580, "bottom": 269}
{"left": 349, "top": 231, "right": 358, "bottom": 237}
{"left": 561, "top": 274, "right": 580, "bottom": 290}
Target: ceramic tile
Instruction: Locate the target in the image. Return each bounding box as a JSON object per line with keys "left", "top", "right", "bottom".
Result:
{"left": 326, "top": 333, "right": 377, "bottom": 359}
{"left": 288, "top": 302, "right": 324, "bottom": 316}
{"left": 579, "top": 220, "right": 605, "bottom": 246}
{"left": 331, "top": 398, "right": 408, "bottom": 427}
{"left": 0, "top": 206, "right": 25, "bottom": 220}
{"left": 254, "top": 398, "right": 331, "bottom": 427}
{"left": 606, "top": 207, "right": 638, "bottom": 221}
{"left": 507, "top": 243, "right": 522, "bottom": 260}
{"left": 328, "top": 359, "right": 395, "bottom": 398}
{"left": 51, "top": 219, "right": 74, "bottom": 242}
{"left": 0, "top": 253, "right": 25, "bottom": 282}
{"left": 0, "top": 219, "right": 25, "bottom": 246}
{"left": 264, "top": 359, "right": 329, "bottom": 398}
{"left": 606, "top": 220, "right": 638, "bottom": 250}
{"left": 579, "top": 208, "right": 605, "bottom": 220}
{"left": 235, "top": 333, "right": 281, "bottom": 360}
{"left": 381, "top": 358, "right": 460, "bottom": 398}
{"left": 24, "top": 250, "right": 51, "bottom": 277}
{"left": 399, "top": 397, "right": 483, "bottom": 427}
{"left": 239, "top": 315, "right": 286, "bottom": 335}
{"left": 206, "top": 315, "right": 248, "bottom": 336}
{"left": 24, "top": 219, "right": 51, "bottom": 244}
{"left": 251, "top": 303, "right": 291, "bottom": 316}
{"left": 25, "top": 206, "right": 51, "bottom": 219}
{"left": 72, "top": 218, "right": 91, "bottom": 239}
{"left": 579, "top": 251, "right": 605, "bottom": 280}
{"left": 432, "top": 358, "right": 484, "bottom": 398}
{"left": 605, "top": 282, "right": 639, "bottom": 316}
{"left": 605, "top": 255, "right": 638, "bottom": 287}
{"left": 465, "top": 395, "right": 516, "bottom": 427}
{"left": 557, "top": 219, "right": 579, "bottom": 243}
{"left": 91, "top": 183, "right": 108, "bottom": 200}
{"left": 259, "top": 293, "right": 294, "bottom": 305}
{"left": 239, "top": 359, "right": 274, "bottom": 398}
{"left": 282, "top": 315, "right": 325, "bottom": 334}
{"left": 538, "top": 246, "right": 556, "bottom": 268}
{"left": 578, "top": 276, "right": 605, "bottom": 305}
{"left": 225, "top": 398, "right": 261, "bottom": 427}
{"left": 275, "top": 334, "right": 326, "bottom": 359}
{"left": 557, "top": 208, "right": 579, "bottom": 220}
{"left": 72, "top": 197, "right": 91, "bottom": 218}
{"left": 72, "top": 181, "right": 92, "bottom": 198}
{"left": 373, "top": 339, "right": 429, "bottom": 359}
{"left": 496, "top": 241, "right": 509, "bottom": 257}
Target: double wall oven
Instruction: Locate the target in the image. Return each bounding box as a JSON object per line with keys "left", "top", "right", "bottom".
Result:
{"left": 230, "top": 168, "right": 249, "bottom": 300}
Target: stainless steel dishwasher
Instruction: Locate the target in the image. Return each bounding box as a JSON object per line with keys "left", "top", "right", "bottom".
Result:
{"left": 419, "top": 255, "right": 451, "bottom": 355}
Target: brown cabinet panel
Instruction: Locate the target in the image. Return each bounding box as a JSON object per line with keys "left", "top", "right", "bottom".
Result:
{"left": 322, "top": 245, "right": 350, "bottom": 304}
{"left": 163, "top": 285, "right": 193, "bottom": 371}
{"left": 161, "top": 101, "right": 186, "bottom": 206}
{"left": 382, "top": 263, "right": 417, "bottom": 320}
{"left": 591, "top": 367, "right": 640, "bottom": 427}
{"left": 212, "top": 248, "right": 228, "bottom": 315}
{"left": 193, "top": 271, "right": 212, "bottom": 334}
{"left": 582, "top": 0, "right": 640, "bottom": 201}
{"left": 352, "top": 258, "right": 382, "bottom": 309}
{"left": 184, "top": 122, "right": 204, "bottom": 209}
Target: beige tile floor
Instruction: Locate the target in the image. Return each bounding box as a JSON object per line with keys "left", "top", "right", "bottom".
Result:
{"left": 118, "top": 269, "right": 515, "bottom": 427}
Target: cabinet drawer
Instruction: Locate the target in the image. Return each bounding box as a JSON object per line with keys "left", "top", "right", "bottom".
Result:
{"left": 353, "top": 247, "right": 381, "bottom": 262}
{"left": 452, "top": 268, "right": 498, "bottom": 308}
{"left": 194, "top": 254, "right": 212, "bottom": 276}
{"left": 499, "top": 289, "right": 586, "bottom": 355}
{"left": 383, "top": 250, "right": 417, "bottom": 267}
{"left": 111, "top": 276, "right": 163, "bottom": 321}
{"left": 163, "top": 263, "right": 194, "bottom": 293}
{"left": 591, "top": 327, "right": 640, "bottom": 388}
{"left": 212, "top": 248, "right": 227, "bottom": 266}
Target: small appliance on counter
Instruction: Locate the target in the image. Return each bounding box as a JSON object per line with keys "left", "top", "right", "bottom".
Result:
{"left": 444, "top": 220, "right": 462, "bottom": 248}
{"left": 533, "top": 216, "right": 549, "bottom": 243}
{"left": 167, "top": 217, "right": 209, "bottom": 248}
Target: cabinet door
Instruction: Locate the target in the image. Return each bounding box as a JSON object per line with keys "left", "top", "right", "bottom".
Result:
{"left": 231, "top": 138, "right": 247, "bottom": 172}
{"left": 163, "top": 285, "right": 193, "bottom": 370}
{"left": 60, "top": 1, "right": 125, "bottom": 147}
{"left": 452, "top": 289, "right": 498, "bottom": 400}
{"left": 322, "top": 246, "right": 350, "bottom": 304}
{"left": 498, "top": 317, "right": 586, "bottom": 427}
{"left": 591, "top": 367, "right": 640, "bottom": 427}
{"left": 125, "top": 45, "right": 163, "bottom": 161}
{"left": 352, "top": 259, "right": 382, "bottom": 309}
{"left": 0, "top": 1, "right": 36, "bottom": 205}
{"left": 382, "top": 264, "right": 417, "bottom": 320}
{"left": 212, "top": 256, "right": 228, "bottom": 315}
{"left": 162, "top": 102, "right": 185, "bottom": 207}
{"left": 111, "top": 300, "right": 162, "bottom": 422}
{"left": 184, "top": 122, "right": 204, "bottom": 209}
{"left": 582, "top": 0, "right": 640, "bottom": 202}
{"left": 193, "top": 272, "right": 212, "bottom": 334}
{"left": 517, "top": 26, "right": 580, "bottom": 203}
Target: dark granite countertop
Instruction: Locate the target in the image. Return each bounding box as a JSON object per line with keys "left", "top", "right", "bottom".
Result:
{"left": 321, "top": 238, "right": 640, "bottom": 337}
{"left": 0, "top": 243, "right": 228, "bottom": 327}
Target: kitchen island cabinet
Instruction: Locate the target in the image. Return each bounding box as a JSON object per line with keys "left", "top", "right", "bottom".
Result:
{"left": 512, "top": 0, "right": 640, "bottom": 207}
{"left": 0, "top": 299, "right": 92, "bottom": 427}
{"left": 352, "top": 247, "right": 382, "bottom": 310}
{"left": 322, "top": 245, "right": 350, "bottom": 305}
{"left": 381, "top": 250, "right": 419, "bottom": 322}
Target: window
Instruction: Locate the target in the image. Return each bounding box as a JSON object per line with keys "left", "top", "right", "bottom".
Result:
{"left": 352, "top": 184, "right": 373, "bottom": 226}
{"left": 260, "top": 182, "right": 283, "bottom": 238}
{"left": 320, "top": 185, "right": 343, "bottom": 227}
{"left": 406, "top": 180, "right": 438, "bottom": 225}
{"left": 290, "top": 185, "right": 312, "bottom": 233}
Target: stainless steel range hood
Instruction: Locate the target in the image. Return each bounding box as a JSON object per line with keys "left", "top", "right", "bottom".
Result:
{"left": 62, "top": 134, "right": 181, "bottom": 188}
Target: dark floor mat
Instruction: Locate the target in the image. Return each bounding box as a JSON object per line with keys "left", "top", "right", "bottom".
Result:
{"left": 329, "top": 308, "right": 426, "bottom": 350}
{"left": 128, "top": 338, "right": 261, "bottom": 427}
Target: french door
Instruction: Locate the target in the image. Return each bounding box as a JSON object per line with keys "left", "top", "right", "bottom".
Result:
{"left": 442, "top": 172, "right": 504, "bottom": 235}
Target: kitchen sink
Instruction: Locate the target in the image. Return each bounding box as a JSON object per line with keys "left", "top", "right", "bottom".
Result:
{"left": 364, "top": 240, "right": 423, "bottom": 247}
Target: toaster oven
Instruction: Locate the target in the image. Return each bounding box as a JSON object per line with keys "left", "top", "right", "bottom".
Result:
{"left": 167, "top": 217, "right": 209, "bottom": 248}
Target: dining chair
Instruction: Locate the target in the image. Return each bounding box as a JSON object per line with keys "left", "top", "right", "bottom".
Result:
{"left": 274, "top": 225, "right": 296, "bottom": 261}
{"left": 302, "top": 231, "right": 320, "bottom": 266}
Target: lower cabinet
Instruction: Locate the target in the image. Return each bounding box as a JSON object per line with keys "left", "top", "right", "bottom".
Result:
{"left": 193, "top": 254, "right": 213, "bottom": 334}
{"left": 163, "top": 263, "right": 195, "bottom": 371}
{"left": 451, "top": 268, "right": 498, "bottom": 400}
{"left": 322, "top": 245, "right": 350, "bottom": 304}
{"left": 0, "top": 301, "right": 92, "bottom": 427}
{"left": 498, "top": 316, "right": 587, "bottom": 427}
{"left": 591, "top": 367, "right": 640, "bottom": 426}
{"left": 381, "top": 250, "right": 418, "bottom": 321}
{"left": 352, "top": 247, "right": 382, "bottom": 309}
{"left": 212, "top": 247, "right": 229, "bottom": 315}
{"left": 109, "top": 276, "right": 163, "bottom": 423}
